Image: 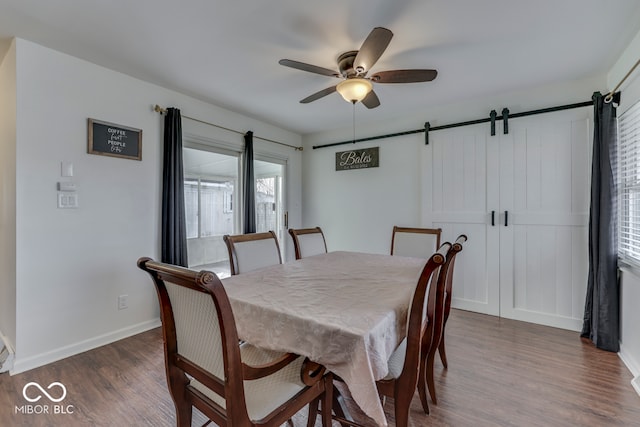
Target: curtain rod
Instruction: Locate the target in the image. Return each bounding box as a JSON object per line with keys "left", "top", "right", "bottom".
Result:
{"left": 153, "top": 105, "right": 303, "bottom": 151}
{"left": 605, "top": 57, "right": 640, "bottom": 103}
{"left": 312, "top": 99, "right": 596, "bottom": 150}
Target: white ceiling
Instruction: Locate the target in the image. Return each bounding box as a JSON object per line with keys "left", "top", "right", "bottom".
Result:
{"left": 1, "top": 0, "right": 640, "bottom": 135}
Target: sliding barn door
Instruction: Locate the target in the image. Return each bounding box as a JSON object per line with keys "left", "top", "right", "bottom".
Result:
{"left": 431, "top": 124, "right": 500, "bottom": 316}
{"left": 498, "top": 111, "right": 590, "bottom": 330}
{"left": 430, "top": 108, "right": 591, "bottom": 331}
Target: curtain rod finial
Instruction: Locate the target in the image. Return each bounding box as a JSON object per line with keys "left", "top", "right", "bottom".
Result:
{"left": 154, "top": 104, "right": 167, "bottom": 114}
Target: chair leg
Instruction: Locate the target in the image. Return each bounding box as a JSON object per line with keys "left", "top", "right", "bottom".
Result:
{"left": 417, "top": 355, "right": 430, "bottom": 414}
{"left": 331, "top": 384, "right": 354, "bottom": 427}
{"left": 438, "top": 335, "right": 448, "bottom": 369}
{"left": 393, "top": 391, "right": 411, "bottom": 427}
{"left": 175, "top": 401, "right": 193, "bottom": 427}
{"left": 306, "top": 398, "right": 319, "bottom": 427}
{"left": 321, "top": 375, "right": 334, "bottom": 427}
{"left": 426, "top": 350, "right": 438, "bottom": 405}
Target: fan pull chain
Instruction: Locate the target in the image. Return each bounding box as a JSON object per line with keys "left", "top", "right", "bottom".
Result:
{"left": 352, "top": 101, "right": 356, "bottom": 143}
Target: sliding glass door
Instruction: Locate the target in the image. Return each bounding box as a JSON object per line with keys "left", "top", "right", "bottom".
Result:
{"left": 183, "top": 147, "right": 239, "bottom": 277}
{"left": 182, "top": 146, "right": 288, "bottom": 274}
{"left": 254, "top": 158, "right": 286, "bottom": 248}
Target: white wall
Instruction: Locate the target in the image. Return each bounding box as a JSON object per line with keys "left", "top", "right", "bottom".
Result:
{"left": 609, "top": 28, "right": 640, "bottom": 389}
{"left": 302, "top": 134, "right": 423, "bottom": 253}
{"left": 302, "top": 76, "right": 605, "bottom": 255}
{"left": 10, "top": 38, "right": 302, "bottom": 373}
{"left": 0, "top": 40, "right": 17, "bottom": 354}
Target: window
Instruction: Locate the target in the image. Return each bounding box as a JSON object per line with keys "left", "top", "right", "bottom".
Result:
{"left": 184, "top": 179, "right": 199, "bottom": 239}
{"left": 618, "top": 99, "right": 640, "bottom": 267}
{"left": 184, "top": 178, "right": 235, "bottom": 239}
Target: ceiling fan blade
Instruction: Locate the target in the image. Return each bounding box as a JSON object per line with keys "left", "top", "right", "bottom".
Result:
{"left": 300, "top": 85, "right": 337, "bottom": 103}
{"left": 353, "top": 27, "right": 393, "bottom": 74}
{"left": 362, "top": 90, "right": 380, "bottom": 109}
{"left": 370, "top": 69, "right": 438, "bottom": 83}
{"left": 279, "top": 59, "right": 339, "bottom": 77}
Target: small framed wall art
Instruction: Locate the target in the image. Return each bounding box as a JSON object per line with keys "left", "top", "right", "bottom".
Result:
{"left": 88, "top": 118, "right": 142, "bottom": 161}
{"left": 335, "top": 146, "right": 379, "bottom": 171}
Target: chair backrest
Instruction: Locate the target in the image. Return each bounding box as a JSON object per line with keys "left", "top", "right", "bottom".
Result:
{"left": 137, "top": 257, "right": 250, "bottom": 423}
{"left": 422, "top": 236, "right": 466, "bottom": 360}
{"left": 223, "top": 231, "right": 283, "bottom": 275}
{"left": 443, "top": 234, "right": 467, "bottom": 322}
{"left": 391, "top": 226, "right": 442, "bottom": 258}
{"left": 288, "top": 227, "right": 328, "bottom": 260}
{"left": 400, "top": 243, "right": 449, "bottom": 381}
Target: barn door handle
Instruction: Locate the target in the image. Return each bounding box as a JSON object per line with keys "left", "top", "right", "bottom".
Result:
{"left": 504, "top": 210, "right": 509, "bottom": 227}
{"left": 491, "top": 210, "right": 495, "bottom": 226}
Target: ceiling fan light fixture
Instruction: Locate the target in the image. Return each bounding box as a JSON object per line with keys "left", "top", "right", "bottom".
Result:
{"left": 336, "top": 78, "right": 373, "bottom": 103}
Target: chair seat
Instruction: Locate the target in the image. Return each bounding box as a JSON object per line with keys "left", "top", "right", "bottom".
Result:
{"left": 190, "top": 343, "right": 307, "bottom": 422}
{"left": 384, "top": 337, "right": 407, "bottom": 380}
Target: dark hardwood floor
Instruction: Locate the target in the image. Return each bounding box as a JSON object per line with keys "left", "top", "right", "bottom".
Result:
{"left": 1, "top": 309, "right": 638, "bottom": 426}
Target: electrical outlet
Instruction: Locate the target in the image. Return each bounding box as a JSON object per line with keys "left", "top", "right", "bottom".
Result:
{"left": 118, "top": 294, "right": 128, "bottom": 310}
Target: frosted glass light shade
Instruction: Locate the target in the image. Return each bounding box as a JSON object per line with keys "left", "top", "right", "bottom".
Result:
{"left": 336, "top": 78, "right": 373, "bottom": 103}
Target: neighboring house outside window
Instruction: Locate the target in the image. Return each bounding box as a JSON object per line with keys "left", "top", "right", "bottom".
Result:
{"left": 184, "top": 178, "right": 235, "bottom": 239}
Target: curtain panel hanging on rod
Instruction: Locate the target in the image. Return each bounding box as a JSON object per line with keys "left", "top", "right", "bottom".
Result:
{"left": 242, "top": 131, "right": 257, "bottom": 234}
{"left": 161, "top": 107, "right": 189, "bottom": 267}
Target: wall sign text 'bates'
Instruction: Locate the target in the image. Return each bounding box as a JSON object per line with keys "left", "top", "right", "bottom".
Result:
{"left": 335, "top": 147, "right": 379, "bottom": 171}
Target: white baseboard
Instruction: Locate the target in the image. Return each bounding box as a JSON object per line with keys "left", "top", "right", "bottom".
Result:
{"left": 619, "top": 342, "right": 640, "bottom": 376}
{"left": 632, "top": 376, "right": 640, "bottom": 396}
{"left": 10, "top": 318, "right": 161, "bottom": 375}
{"left": 618, "top": 342, "right": 640, "bottom": 397}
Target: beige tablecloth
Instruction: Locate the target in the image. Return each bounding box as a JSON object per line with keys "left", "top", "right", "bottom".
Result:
{"left": 223, "top": 251, "right": 426, "bottom": 426}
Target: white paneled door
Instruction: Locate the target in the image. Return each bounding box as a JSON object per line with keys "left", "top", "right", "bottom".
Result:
{"left": 430, "top": 108, "right": 591, "bottom": 331}
{"left": 431, "top": 125, "right": 500, "bottom": 316}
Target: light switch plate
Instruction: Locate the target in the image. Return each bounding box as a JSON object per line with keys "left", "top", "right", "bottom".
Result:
{"left": 61, "top": 161, "right": 74, "bottom": 177}
{"left": 57, "top": 192, "right": 78, "bottom": 208}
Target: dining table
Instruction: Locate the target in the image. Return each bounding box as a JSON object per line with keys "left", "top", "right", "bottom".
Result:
{"left": 222, "top": 251, "right": 427, "bottom": 427}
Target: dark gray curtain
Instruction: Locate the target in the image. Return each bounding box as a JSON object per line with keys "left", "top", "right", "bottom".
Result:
{"left": 581, "top": 91, "right": 619, "bottom": 352}
{"left": 243, "top": 131, "right": 256, "bottom": 233}
{"left": 161, "top": 108, "right": 188, "bottom": 267}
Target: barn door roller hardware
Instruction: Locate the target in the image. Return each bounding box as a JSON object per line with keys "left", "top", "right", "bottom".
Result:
{"left": 313, "top": 99, "right": 603, "bottom": 150}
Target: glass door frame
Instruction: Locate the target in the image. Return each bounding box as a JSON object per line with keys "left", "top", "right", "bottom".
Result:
{"left": 253, "top": 153, "right": 287, "bottom": 258}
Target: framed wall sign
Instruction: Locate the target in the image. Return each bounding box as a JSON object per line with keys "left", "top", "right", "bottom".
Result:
{"left": 88, "top": 118, "right": 142, "bottom": 161}
{"left": 335, "top": 146, "right": 379, "bottom": 171}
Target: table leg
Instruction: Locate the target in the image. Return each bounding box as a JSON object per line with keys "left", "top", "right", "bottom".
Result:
{"left": 331, "top": 384, "right": 368, "bottom": 427}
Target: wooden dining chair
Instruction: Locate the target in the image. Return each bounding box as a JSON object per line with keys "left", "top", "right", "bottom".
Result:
{"left": 223, "top": 231, "right": 282, "bottom": 275}
{"left": 390, "top": 226, "right": 442, "bottom": 258}
{"left": 137, "top": 257, "right": 333, "bottom": 427}
{"left": 437, "top": 234, "right": 467, "bottom": 369}
{"left": 288, "top": 227, "right": 328, "bottom": 260}
{"left": 375, "top": 242, "right": 450, "bottom": 427}
{"left": 417, "top": 234, "right": 466, "bottom": 412}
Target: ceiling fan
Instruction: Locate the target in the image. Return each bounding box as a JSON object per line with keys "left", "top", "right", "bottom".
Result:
{"left": 278, "top": 27, "right": 437, "bottom": 109}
